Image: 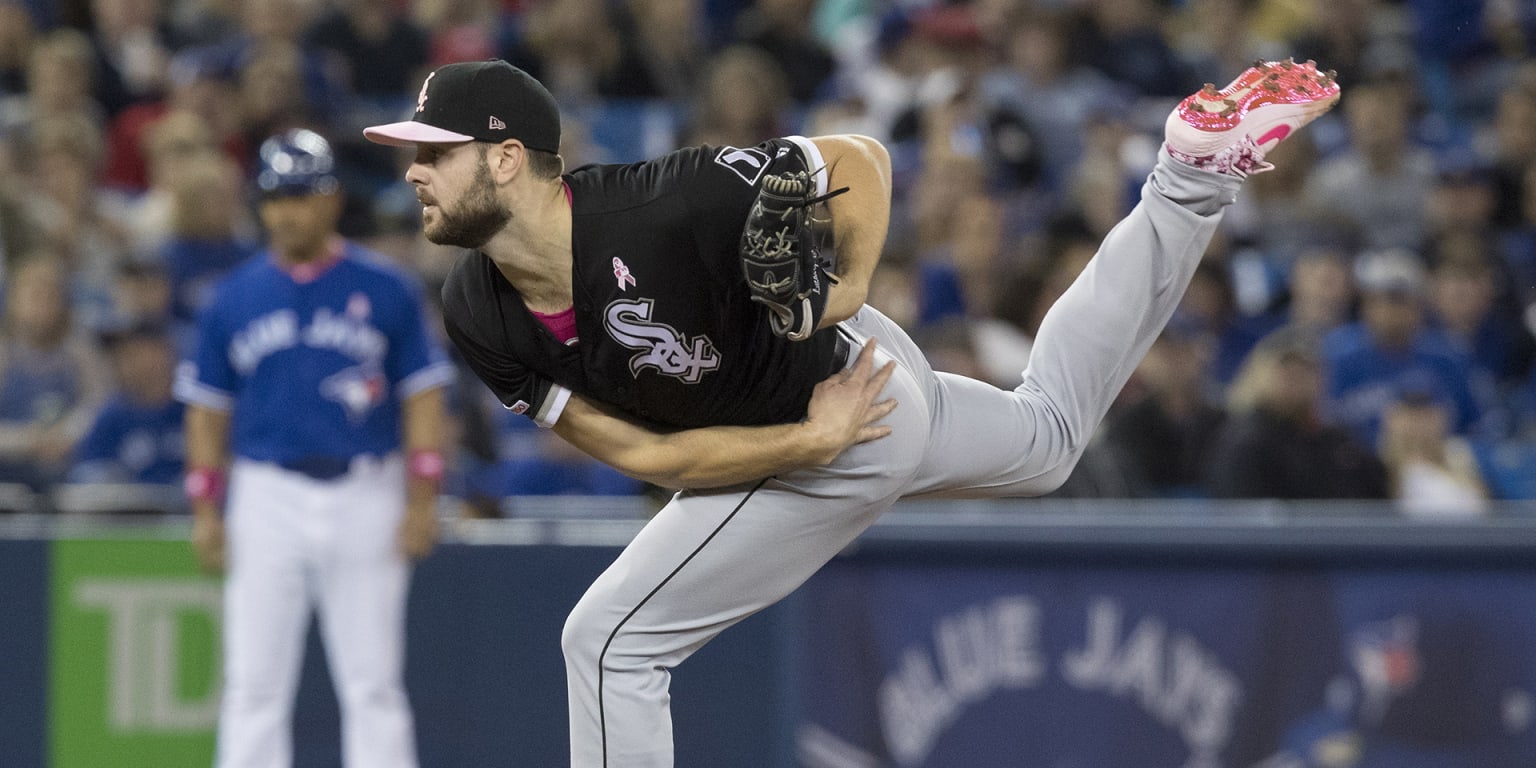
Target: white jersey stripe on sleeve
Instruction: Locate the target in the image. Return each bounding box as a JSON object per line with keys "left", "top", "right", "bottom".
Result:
{"left": 173, "top": 378, "right": 234, "bottom": 411}
{"left": 784, "top": 135, "right": 828, "bottom": 198}
{"left": 532, "top": 385, "right": 572, "bottom": 429}
{"left": 397, "top": 361, "right": 456, "bottom": 400}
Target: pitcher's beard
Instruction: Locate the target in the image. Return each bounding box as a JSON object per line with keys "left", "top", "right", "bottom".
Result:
{"left": 424, "top": 160, "right": 510, "bottom": 249}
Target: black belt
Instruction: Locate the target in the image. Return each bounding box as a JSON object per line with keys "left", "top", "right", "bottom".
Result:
{"left": 277, "top": 456, "right": 354, "bottom": 481}
{"left": 828, "top": 332, "right": 852, "bottom": 376}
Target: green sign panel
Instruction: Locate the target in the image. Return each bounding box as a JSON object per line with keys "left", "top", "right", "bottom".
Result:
{"left": 50, "top": 538, "right": 221, "bottom": 767}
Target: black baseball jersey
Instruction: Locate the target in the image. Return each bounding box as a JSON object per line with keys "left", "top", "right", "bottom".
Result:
{"left": 441, "top": 136, "right": 848, "bottom": 430}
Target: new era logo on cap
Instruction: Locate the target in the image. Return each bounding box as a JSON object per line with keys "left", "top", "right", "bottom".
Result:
{"left": 364, "top": 60, "right": 561, "bottom": 152}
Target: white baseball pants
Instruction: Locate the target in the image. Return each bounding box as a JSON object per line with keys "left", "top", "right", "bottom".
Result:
{"left": 561, "top": 150, "right": 1242, "bottom": 767}
{"left": 215, "top": 456, "right": 417, "bottom": 768}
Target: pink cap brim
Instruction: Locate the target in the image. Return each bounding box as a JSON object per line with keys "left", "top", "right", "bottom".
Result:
{"left": 363, "top": 121, "right": 475, "bottom": 147}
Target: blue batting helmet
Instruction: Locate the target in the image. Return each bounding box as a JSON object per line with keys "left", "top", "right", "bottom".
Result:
{"left": 255, "top": 129, "right": 339, "bottom": 198}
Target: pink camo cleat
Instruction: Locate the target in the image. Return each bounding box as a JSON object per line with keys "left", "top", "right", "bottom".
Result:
{"left": 1165, "top": 58, "right": 1342, "bottom": 177}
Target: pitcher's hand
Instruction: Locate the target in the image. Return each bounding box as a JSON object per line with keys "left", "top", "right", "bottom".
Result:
{"left": 802, "top": 337, "right": 898, "bottom": 464}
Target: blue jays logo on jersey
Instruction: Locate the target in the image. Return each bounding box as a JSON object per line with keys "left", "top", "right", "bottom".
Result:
{"left": 321, "top": 364, "right": 388, "bottom": 423}
{"left": 603, "top": 298, "right": 720, "bottom": 383}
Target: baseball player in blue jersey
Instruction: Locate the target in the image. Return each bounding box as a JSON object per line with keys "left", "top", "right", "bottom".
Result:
{"left": 175, "top": 129, "right": 455, "bottom": 768}
{"left": 365, "top": 59, "right": 1339, "bottom": 766}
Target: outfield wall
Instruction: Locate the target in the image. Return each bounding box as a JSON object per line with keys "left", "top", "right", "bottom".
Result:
{"left": 6, "top": 500, "right": 1536, "bottom": 768}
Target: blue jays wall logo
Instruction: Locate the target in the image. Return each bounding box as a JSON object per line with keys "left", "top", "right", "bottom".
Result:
{"left": 1350, "top": 615, "right": 1420, "bottom": 725}
{"left": 603, "top": 298, "right": 720, "bottom": 383}
{"left": 321, "top": 364, "right": 387, "bottom": 423}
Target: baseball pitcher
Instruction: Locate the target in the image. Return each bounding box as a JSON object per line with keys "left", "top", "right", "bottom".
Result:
{"left": 364, "top": 58, "right": 1340, "bottom": 767}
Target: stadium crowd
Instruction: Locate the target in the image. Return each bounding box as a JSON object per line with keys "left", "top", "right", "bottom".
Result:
{"left": 0, "top": 0, "right": 1534, "bottom": 514}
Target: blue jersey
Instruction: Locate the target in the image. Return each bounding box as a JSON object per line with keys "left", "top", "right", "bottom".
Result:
{"left": 161, "top": 235, "right": 260, "bottom": 325}
{"left": 1322, "top": 323, "right": 1482, "bottom": 445}
{"left": 70, "top": 396, "right": 185, "bottom": 484}
{"left": 174, "top": 241, "right": 454, "bottom": 464}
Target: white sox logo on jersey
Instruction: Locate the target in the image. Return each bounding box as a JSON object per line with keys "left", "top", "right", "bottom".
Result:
{"left": 604, "top": 299, "right": 720, "bottom": 383}
{"left": 714, "top": 146, "right": 772, "bottom": 185}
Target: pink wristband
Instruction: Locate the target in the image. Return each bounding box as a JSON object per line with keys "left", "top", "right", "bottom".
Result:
{"left": 184, "top": 467, "right": 226, "bottom": 503}
{"left": 408, "top": 450, "right": 445, "bottom": 484}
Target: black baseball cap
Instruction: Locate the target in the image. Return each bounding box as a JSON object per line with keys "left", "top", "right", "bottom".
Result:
{"left": 364, "top": 60, "right": 561, "bottom": 152}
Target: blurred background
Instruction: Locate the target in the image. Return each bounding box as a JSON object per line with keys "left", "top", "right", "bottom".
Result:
{"left": 0, "top": 0, "right": 1533, "bottom": 512}
{"left": 2, "top": 0, "right": 1536, "bottom": 766}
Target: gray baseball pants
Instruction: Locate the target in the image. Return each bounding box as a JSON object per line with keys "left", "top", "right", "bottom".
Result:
{"left": 561, "top": 149, "right": 1243, "bottom": 767}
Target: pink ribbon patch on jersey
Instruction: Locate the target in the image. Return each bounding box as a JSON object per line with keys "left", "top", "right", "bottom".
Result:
{"left": 613, "top": 257, "right": 636, "bottom": 290}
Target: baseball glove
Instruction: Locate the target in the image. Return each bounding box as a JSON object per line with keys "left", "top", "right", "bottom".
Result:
{"left": 739, "top": 170, "right": 849, "bottom": 341}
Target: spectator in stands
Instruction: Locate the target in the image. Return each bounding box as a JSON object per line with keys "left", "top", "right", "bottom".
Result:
{"left": 1175, "top": 258, "right": 1261, "bottom": 393}
{"left": 1218, "top": 245, "right": 1357, "bottom": 383}
{"left": 1270, "top": 0, "right": 1385, "bottom": 92}
{"left": 163, "top": 0, "right": 239, "bottom": 47}
{"left": 517, "top": 0, "right": 626, "bottom": 98}
{"left": 22, "top": 112, "right": 132, "bottom": 329}
{"left": 1428, "top": 153, "right": 1502, "bottom": 244}
{"left": 1282, "top": 248, "right": 1358, "bottom": 335}
{"left": 180, "top": 0, "right": 339, "bottom": 132}
{"left": 1222, "top": 131, "right": 1333, "bottom": 270}
{"left": 834, "top": 5, "right": 984, "bottom": 149}
{"left": 1169, "top": 0, "right": 1274, "bottom": 86}
{"left": 1103, "top": 316, "right": 1227, "bottom": 497}
{"left": 9, "top": 27, "right": 101, "bottom": 137}
{"left": 0, "top": 254, "right": 109, "bottom": 490}
{"left": 864, "top": 245, "right": 920, "bottom": 331}
{"left": 106, "top": 108, "right": 218, "bottom": 257}
{"left": 977, "top": 7, "right": 1123, "bottom": 192}
{"left": 68, "top": 321, "right": 183, "bottom": 484}
{"left": 158, "top": 151, "right": 255, "bottom": 338}
{"left": 1304, "top": 75, "right": 1437, "bottom": 252}
{"left": 415, "top": 0, "right": 500, "bottom": 68}
{"left": 733, "top": 0, "right": 836, "bottom": 103}
{"left": 1012, "top": 225, "right": 1099, "bottom": 346}
{"left": 625, "top": 0, "right": 707, "bottom": 102}
{"left": 101, "top": 47, "right": 247, "bottom": 194}
{"left": 911, "top": 317, "right": 987, "bottom": 380}
{"left": 686, "top": 45, "right": 791, "bottom": 148}
{"left": 235, "top": 40, "right": 313, "bottom": 150}
{"left": 1323, "top": 247, "right": 1484, "bottom": 446}
{"left": 916, "top": 224, "right": 1097, "bottom": 390}
{"left": 1412, "top": 0, "right": 1526, "bottom": 129}
{"left": 110, "top": 260, "right": 173, "bottom": 330}
{"left": 304, "top": 0, "right": 429, "bottom": 102}
{"left": 1066, "top": 110, "right": 1143, "bottom": 239}
{"left": 1377, "top": 383, "right": 1490, "bottom": 517}
{"left": 1425, "top": 237, "right": 1533, "bottom": 388}
{"left": 84, "top": 0, "right": 180, "bottom": 116}
{"left": 907, "top": 151, "right": 995, "bottom": 324}
{"left": 1075, "top": 0, "right": 1199, "bottom": 98}
{"left": 1206, "top": 325, "right": 1388, "bottom": 499}
{"left": 282, "top": 7, "right": 410, "bottom": 231}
